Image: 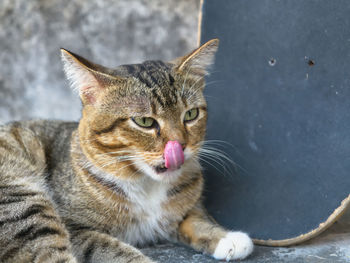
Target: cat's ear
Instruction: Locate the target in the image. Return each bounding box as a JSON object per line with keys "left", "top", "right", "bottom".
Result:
{"left": 174, "top": 38, "right": 219, "bottom": 76}
{"left": 60, "top": 49, "right": 120, "bottom": 105}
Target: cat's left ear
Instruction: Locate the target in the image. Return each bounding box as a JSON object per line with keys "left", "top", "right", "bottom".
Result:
{"left": 174, "top": 38, "right": 219, "bottom": 76}
{"left": 60, "top": 49, "right": 122, "bottom": 105}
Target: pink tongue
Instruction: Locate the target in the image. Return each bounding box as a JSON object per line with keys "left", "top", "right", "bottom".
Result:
{"left": 164, "top": 141, "right": 185, "bottom": 171}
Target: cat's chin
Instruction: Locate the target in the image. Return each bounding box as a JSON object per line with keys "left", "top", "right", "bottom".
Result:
{"left": 148, "top": 166, "right": 183, "bottom": 183}
{"left": 135, "top": 149, "right": 196, "bottom": 183}
{"left": 135, "top": 161, "right": 183, "bottom": 183}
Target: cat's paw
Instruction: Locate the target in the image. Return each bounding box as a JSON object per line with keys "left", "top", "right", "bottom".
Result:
{"left": 212, "top": 231, "right": 253, "bottom": 261}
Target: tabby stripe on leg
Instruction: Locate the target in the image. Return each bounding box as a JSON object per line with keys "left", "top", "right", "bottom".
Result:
{"left": 0, "top": 198, "right": 26, "bottom": 205}
{"left": 8, "top": 191, "right": 38, "bottom": 197}
{"left": 110, "top": 247, "right": 144, "bottom": 262}
{"left": 83, "top": 239, "right": 96, "bottom": 263}
{"left": 14, "top": 225, "right": 64, "bottom": 241}
{"left": 31, "top": 245, "right": 69, "bottom": 263}
{"left": 0, "top": 204, "right": 46, "bottom": 225}
{"left": 0, "top": 185, "right": 23, "bottom": 189}
{"left": 1, "top": 246, "right": 20, "bottom": 262}
{"left": 65, "top": 220, "right": 92, "bottom": 232}
{"left": 14, "top": 225, "right": 36, "bottom": 239}
{"left": 72, "top": 230, "right": 153, "bottom": 263}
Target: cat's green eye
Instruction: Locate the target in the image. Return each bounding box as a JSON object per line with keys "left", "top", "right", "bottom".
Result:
{"left": 184, "top": 108, "right": 199, "bottom": 122}
{"left": 132, "top": 117, "right": 155, "bottom": 128}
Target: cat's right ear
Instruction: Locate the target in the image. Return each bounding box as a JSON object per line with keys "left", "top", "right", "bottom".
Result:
{"left": 174, "top": 38, "right": 219, "bottom": 76}
{"left": 60, "top": 49, "right": 119, "bottom": 105}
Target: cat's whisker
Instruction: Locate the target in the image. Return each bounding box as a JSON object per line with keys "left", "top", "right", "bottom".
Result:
{"left": 96, "top": 154, "right": 160, "bottom": 166}
{"left": 201, "top": 139, "right": 235, "bottom": 146}
{"left": 199, "top": 147, "right": 235, "bottom": 166}
{"left": 185, "top": 75, "right": 205, "bottom": 100}
{"left": 196, "top": 156, "right": 228, "bottom": 176}
{"left": 97, "top": 156, "right": 135, "bottom": 166}
{"left": 199, "top": 139, "right": 245, "bottom": 158}
{"left": 186, "top": 78, "right": 223, "bottom": 102}
{"left": 203, "top": 95, "right": 218, "bottom": 100}
{"left": 201, "top": 144, "right": 238, "bottom": 161}
{"left": 198, "top": 143, "right": 236, "bottom": 170}
{"left": 129, "top": 165, "right": 145, "bottom": 179}
{"left": 79, "top": 137, "right": 100, "bottom": 144}
{"left": 204, "top": 79, "right": 223, "bottom": 87}
{"left": 198, "top": 153, "right": 234, "bottom": 176}
{"left": 116, "top": 160, "right": 143, "bottom": 172}
{"left": 97, "top": 150, "right": 161, "bottom": 157}
{"left": 100, "top": 158, "right": 135, "bottom": 170}
{"left": 97, "top": 154, "right": 157, "bottom": 171}
{"left": 197, "top": 152, "right": 233, "bottom": 176}
{"left": 199, "top": 145, "right": 248, "bottom": 174}
{"left": 98, "top": 150, "right": 157, "bottom": 162}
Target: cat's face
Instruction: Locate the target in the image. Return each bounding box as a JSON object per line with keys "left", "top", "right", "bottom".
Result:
{"left": 62, "top": 39, "right": 218, "bottom": 182}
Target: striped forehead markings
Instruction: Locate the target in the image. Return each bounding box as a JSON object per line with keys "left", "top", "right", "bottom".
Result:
{"left": 119, "top": 61, "right": 179, "bottom": 107}
{"left": 121, "top": 61, "right": 171, "bottom": 88}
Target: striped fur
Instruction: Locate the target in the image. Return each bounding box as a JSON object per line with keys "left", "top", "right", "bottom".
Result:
{"left": 0, "top": 39, "right": 253, "bottom": 262}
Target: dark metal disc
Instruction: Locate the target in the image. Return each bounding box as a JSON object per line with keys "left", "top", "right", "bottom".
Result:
{"left": 200, "top": 0, "right": 350, "bottom": 245}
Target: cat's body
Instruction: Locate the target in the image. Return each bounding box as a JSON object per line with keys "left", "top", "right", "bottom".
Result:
{"left": 0, "top": 39, "right": 253, "bottom": 263}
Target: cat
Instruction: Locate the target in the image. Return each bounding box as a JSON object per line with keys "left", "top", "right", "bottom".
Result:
{"left": 0, "top": 39, "right": 253, "bottom": 263}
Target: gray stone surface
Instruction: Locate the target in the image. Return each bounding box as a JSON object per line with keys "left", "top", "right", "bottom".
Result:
{"left": 0, "top": 0, "right": 200, "bottom": 123}
{"left": 142, "top": 208, "right": 350, "bottom": 262}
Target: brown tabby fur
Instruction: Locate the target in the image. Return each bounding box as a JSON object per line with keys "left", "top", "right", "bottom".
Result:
{"left": 0, "top": 39, "right": 251, "bottom": 263}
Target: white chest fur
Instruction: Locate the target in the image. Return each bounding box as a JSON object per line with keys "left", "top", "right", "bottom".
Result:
{"left": 84, "top": 160, "right": 175, "bottom": 245}
{"left": 120, "top": 177, "right": 171, "bottom": 245}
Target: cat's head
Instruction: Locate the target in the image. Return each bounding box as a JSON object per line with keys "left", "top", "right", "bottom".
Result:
{"left": 61, "top": 39, "right": 219, "bottom": 182}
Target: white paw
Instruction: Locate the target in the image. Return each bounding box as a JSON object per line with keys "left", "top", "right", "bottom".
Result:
{"left": 212, "top": 231, "right": 253, "bottom": 261}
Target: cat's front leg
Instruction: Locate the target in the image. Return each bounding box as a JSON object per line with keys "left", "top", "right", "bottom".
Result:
{"left": 69, "top": 229, "right": 156, "bottom": 263}
{"left": 177, "top": 205, "right": 253, "bottom": 261}
{"left": 0, "top": 184, "right": 77, "bottom": 263}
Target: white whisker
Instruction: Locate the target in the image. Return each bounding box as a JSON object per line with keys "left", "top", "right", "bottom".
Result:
{"left": 193, "top": 140, "right": 248, "bottom": 175}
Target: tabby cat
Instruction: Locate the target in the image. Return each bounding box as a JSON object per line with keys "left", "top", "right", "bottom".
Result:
{"left": 0, "top": 39, "right": 253, "bottom": 263}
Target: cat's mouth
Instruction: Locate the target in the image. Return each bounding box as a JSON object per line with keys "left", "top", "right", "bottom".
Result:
{"left": 153, "top": 162, "right": 184, "bottom": 174}
{"left": 154, "top": 164, "right": 168, "bottom": 174}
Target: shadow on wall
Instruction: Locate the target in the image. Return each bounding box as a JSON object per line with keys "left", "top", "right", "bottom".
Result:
{"left": 0, "top": 0, "right": 200, "bottom": 123}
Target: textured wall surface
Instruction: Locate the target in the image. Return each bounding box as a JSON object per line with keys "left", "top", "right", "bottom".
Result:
{"left": 0, "top": 0, "right": 200, "bottom": 123}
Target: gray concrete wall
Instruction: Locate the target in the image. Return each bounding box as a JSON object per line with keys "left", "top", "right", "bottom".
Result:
{"left": 0, "top": 0, "right": 200, "bottom": 123}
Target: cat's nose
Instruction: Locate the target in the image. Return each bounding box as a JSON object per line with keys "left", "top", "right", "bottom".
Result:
{"left": 164, "top": 140, "right": 185, "bottom": 170}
